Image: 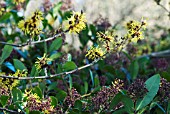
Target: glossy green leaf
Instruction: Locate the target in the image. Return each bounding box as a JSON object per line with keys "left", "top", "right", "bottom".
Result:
{"left": 149, "top": 102, "right": 165, "bottom": 113}
{"left": 49, "top": 37, "right": 62, "bottom": 52}
{"left": 102, "top": 65, "right": 115, "bottom": 75}
{"left": 110, "top": 92, "right": 133, "bottom": 113}
{"left": 167, "top": 101, "right": 170, "bottom": 114}
{"left": 136, "top": 74, "right": 160, "bottom": 111}
{"left": 62, "top": 61, "right": 77, "bottom": 71}
{"left": 0, "top": 40, "right": 13, "bottom": 65}
{"left": 84, "top": 81, "right": 88, "bottom": 94}
{"left": 0, "top": 95, "right": 9, "bottom": 107}
{"left": 12, "top": 88, "right": 22, "bottom": 102}
{"left": 29, "top": 111, "right": 41, "bottom": 114}
{"left": 30, "top": 65, "right": 39, "bottom": 77}
{"left": 50, "top": 96, "right": 58, "bottom": 107}
{"left": 13, "top": 59, "right": 27, "bottom": 70}
{"left": 69, "top": 74, "right": 72, "bottom": 89}
{"left": 56, "top": 90, "right": 67, "bottom": 102}
{"left": 49, "top": 53, "right": 62, "bottom": 60}
{"left": 110, "top": 92, "right": 123, "bottom": 110}
{"left": 161, "top": 71, "right": 170, "bottom": 82}
{"left": 89, "top": 70, "right": 94, "bottom": 87}
{"left": 129, "top": 59, "right": 139, "bottom": 79}
{"left": 48, "top": 82, "right": 57, "bottom": 91}
{"left": 94, "top": 77, "right": 100, "bottom": 87}
{"left": 33, "top": 86, "right": 43, "bottom": 99}
{"left": 0, "top": 12, "right": 11, "bottom": 22}
{"left": 74, "top": 100, "right": 82, "bottom": 111}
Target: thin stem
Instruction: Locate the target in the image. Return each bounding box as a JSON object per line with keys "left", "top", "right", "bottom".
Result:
{"left": 81, "top": 92, "right": 91, "bottom": 98}
{"left": 159, "top": 4, "right": 169, "bottom": 13}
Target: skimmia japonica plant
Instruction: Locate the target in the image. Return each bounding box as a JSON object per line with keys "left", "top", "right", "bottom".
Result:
{"left": 0, "top": 0, "right": 170, "bottom": 114}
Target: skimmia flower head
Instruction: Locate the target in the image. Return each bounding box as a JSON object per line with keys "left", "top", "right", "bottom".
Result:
{"left": 23, "top": 90, "right": 55, "bottom": 113}
{"left": 18, "top": 10, "right": 44, "bottom": 36}
{"left": 67, "top": 11, "right": 86, "bottom": 33}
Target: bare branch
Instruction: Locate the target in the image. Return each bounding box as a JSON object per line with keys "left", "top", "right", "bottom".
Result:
{"left": 0, "top": 30, "right": 68, "bottom": 47}
{"left": 138, "top": 49, "right": 170, "bottom": 59}
{"left": 0, "top": 107, "right": 18, "bottom": 113}
{"left": 158, "top": 3, "right": 169, "bottom": 13}
{"left": 0, "top": 58, "right": 99, "bottom": 80}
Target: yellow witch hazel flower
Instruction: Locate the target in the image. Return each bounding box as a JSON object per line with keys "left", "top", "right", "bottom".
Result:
{"left": 97, "top": 31, "right": 114, "bottom": 43}
{"left": 0, "top": 70, "right": 27, "bottom": 90}
{"left": 13, "top": 0, "right": 25, "bottom": 4}
{"left": 67, "top": 11, "right": 87, "bottom": 33}
{"left": 125, "top": 19, "right": 147, "bottom": 43}
{"left": 18, "top": 10, "right": 44, "bottom": 36}
{"left": 86, "top": 46, "right": 105, "bottom": 60}
{"left": 97, "top": 30, "right": 116, "bottom": 52}
{"left": 0, "top": 7, "right": 5, "bottom": 16}
{"left": 35, "top": 53, "right": 51, "bottom": 70}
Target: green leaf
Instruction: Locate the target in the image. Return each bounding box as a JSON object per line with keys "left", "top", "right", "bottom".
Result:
{"left": 69, "top": 74, "right": 72, "bottom": 89}
{"left": 30, "top": 65, "right": 39, "bottom": 77}
{"left": 129, "top": 59, "right": 139, "bottom": 79}
{"left": 48, "top": 82, "right": 57, "bottom": 91}
{"left": 110, "top": 92, "right": 133, "bottom": 113}
{"left": 53, "top": 2, "right": 63, "bottom": 17}
{"left": 56, "top": 90, "right": 67, "bottom": 102}
{"left": 94, "top": 77, "right": 100, "bottom": 87}
{"left": 84, "top": 81, "right": 88, "bottom": 94}
{"left": 0, "top": 40, "right": 13, "bottom": 64}
{"left": 62, "top": 61, "right": 77, "bottom": 71}
{"left": 122, "top": 96, "right": 134, "bottom": 113}
{"left": 122, "top": 51, "right": 132, "bottom": 61}
{"left": 110, "top": 92, "right": 123, "bottom": 110}
{"left": 49, "top": 37, "right": 62, "bottom": 52}
{"left": 136, "top": 74, "right": 160, "bottom": 111}
{"left": 89, "top": 70, "right": 94, "bottom": 87}
{"left": 79, "top": 25, "right": 90, "bottom": 46}
{"left": 0, "top": 12, "right": 11, "bottom": 22}
{"left": 0, "top": 95, "right": 9, "bottom": 107}
{"left": 12, "top": 88, "right": 22, "bottom": 103}
{"left": 33, "top": 86, "right": 43, "bottom": 99}
{"left": 50, "top": 96, "right": 58, "bottom": 107}
{"left": 74, "top": 100, "right": 82, "bottom": 110}
{"left": 112, "top": 108, "right": 128, "bottom": 114}
{"left": 29, "top": 111, "right": 41, "bottom": 114}
{"left": 89, "top": 24, "right": 97, "bottom": 36}
{"left": 102, "top": 65, "right": 115, "bottom": 75}
{"left": 49, "top": 53, "right": 62, "bottom": 60}
{"left": 167, "top": 100, "right": 170, "bottom": 114}
{"left": 13, "top": 59, "right": 27, "bottom": 70}
{"left": 149, "top": 102, "right": 165, "bottom": 113}
{"left": 161, "top": 71, "right": 170, "bottom": 82}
